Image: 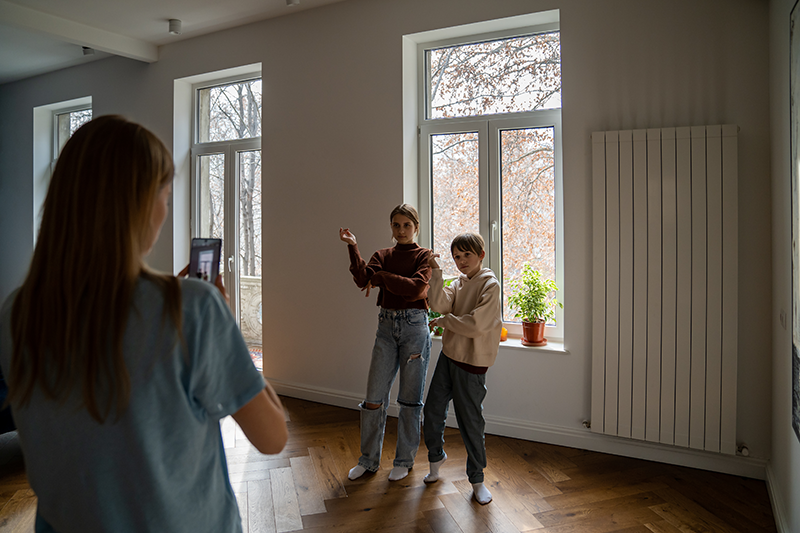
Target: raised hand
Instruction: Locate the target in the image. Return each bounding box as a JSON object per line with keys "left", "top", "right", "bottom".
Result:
{"left": 428, "top": 253, "right": 441, "bottom": 269}
{"left": 339, "top": 227, "right": 357, "bottom": 246}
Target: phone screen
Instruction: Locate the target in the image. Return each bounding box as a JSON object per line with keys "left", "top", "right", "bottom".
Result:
{"left": 188, "top": 238, "right": 222, "bottom": 283}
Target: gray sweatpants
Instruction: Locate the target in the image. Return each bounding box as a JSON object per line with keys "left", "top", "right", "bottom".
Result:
{"left": 422, "top": 352, "right": 488, "bottom": 484}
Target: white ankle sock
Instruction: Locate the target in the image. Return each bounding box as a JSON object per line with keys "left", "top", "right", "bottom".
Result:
{"left": 388, "top": 466, "right": 409, "bottom": 481}
{"left": 348, "top": 464, "right": 368, "bottom": 480}
{"left": 423, "top": 452, "right": 447, "bottom": 484}
{"left": 472, "top": 482, "right": 492, "bottom": 504}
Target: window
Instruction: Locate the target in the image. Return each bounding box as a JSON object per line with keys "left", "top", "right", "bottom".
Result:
{"left": 33, "top": 97, "right": 92, "bottom": 244}
{"left": 191, "top": 76, "right": 263, "bottom": 353}
{"left": 418, "top": 24, "right": 563, "bottom": 339}
{"left": 54, "top": 107, "right": 92, "bottom": 158}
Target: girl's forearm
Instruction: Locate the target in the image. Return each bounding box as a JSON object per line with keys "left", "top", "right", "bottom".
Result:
{"left": 379, "top": 271, "right": 430, "bottom": 300}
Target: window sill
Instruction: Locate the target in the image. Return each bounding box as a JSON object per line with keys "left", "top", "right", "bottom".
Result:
{"left": 430, "top": 334, "right": 568, "bottom": 355}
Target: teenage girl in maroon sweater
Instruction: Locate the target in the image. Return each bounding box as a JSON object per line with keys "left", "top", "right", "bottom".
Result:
{"left": 339, "top": 204, "right": 432, "bottom": 481}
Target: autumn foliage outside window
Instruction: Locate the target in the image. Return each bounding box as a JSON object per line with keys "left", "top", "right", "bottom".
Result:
{"left": 424, "top": 31, "right": 561, "bottom": 323}
{"left": 55, "top": 108, "right": 92, "bottom": 156}
{"left": 427, "top": 32, "right": 561, "bottom": 119}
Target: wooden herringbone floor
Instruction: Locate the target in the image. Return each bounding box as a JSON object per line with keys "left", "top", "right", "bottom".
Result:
{"left": 0, "top": 396, "right": 778, "bottom": 532}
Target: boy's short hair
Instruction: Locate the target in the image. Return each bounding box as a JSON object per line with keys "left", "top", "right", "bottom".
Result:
{"left": 450, "top": 233, "right": 485, "bottom": 256}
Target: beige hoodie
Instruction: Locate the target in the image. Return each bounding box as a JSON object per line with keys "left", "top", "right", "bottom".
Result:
{"left": 428, "top": 266, "right": 502, "bottom": 368}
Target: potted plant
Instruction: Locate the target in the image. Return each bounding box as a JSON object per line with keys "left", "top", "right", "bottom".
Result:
{"left": 507, "top": 263, "right": 562, "bottom": 346}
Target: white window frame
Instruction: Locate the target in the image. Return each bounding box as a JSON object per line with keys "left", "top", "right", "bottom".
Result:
{"left": 416, "top": 23, "right": 564, "bottom": 340}
{"left": 52, "top": 104, "right": 92, "bottom": 162}
{"left": 190, "top": 73, "right": 262, "bottom": 323}
{"left": 32, "top": 97, "right": 92, "bottom": 245}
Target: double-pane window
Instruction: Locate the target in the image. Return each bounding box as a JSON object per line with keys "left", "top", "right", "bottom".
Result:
{"left": 192, "top": 78, "right": 263, "bottom": 353}
{"left": 419, "top": 29, "right": 563, "bottom": 338}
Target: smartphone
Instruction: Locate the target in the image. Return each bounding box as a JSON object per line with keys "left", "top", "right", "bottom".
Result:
{"left": 188, "top": 238, "right": 222, "bottom": 283}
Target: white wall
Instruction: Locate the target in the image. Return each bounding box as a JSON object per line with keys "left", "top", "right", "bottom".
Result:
{"left": 0, "top": 0, "right": 774, "bottom": 483}
{"left": 769, "top": 0, "right": 800, "bottom": 531}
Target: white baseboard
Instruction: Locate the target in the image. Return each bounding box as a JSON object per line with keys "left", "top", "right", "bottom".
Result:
{"left": 271, "top": 379, "right": 767, "bottom": 480}
{"left": 765, "top": 464, "right": 790, "bottom": 533}
{"left": 271, "top": 380, "right": 364, "bottom": 411}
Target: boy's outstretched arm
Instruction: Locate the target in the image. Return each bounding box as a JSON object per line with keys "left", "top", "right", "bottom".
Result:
{"left": 427, "top": 260, "right": 455, "bottom": 313}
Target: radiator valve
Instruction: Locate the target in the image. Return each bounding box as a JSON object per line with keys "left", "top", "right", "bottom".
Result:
{"left": 582, "top": 420, "right": 591, "bottom": 429}
{"left": 737, "top": 444, "right": 750, "bottom": 457}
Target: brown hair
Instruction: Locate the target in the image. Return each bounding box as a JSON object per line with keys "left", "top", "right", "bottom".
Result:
{"left": 389, "top": 204, "right": 420, "bottom": 235}
{"left": 450, "top": 232, "right": 485, "bottom": 257}
{"left": 9, "top": 115, "right": 182, "bottom": 423}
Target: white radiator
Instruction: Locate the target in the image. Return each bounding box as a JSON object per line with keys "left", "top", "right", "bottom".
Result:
{"left": 590, "top": 125, "right": 738, "bottom": 454}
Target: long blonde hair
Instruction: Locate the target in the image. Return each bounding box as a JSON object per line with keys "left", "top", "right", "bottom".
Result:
{"left": 9, "top": 115, "right": 182, "bottom": 423}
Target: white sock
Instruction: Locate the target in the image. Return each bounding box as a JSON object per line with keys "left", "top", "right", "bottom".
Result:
{"left": 348, "top": 464, "right": 368, "bottom": 480}
{"left": 388, "top": 466, "right": 409, "bottom": 481}
{"left": 472, "top": 482, "right": 492, "bottom": 504}
{"left": 423, "top": 452, "right": 447, "bottom": 484}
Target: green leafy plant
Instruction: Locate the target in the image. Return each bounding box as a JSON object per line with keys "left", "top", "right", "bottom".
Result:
{"left": 507, "top": 263, "right": 562, "bottom": 323}
{"left": 428, "top": 309, "right": 444, "bottom": 336}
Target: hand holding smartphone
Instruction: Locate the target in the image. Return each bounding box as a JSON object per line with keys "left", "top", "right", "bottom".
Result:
{"left": 188, "top": 238, "right": 222, "bottom": 283}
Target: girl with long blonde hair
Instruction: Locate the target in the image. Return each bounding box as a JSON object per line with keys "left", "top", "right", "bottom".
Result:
{"left": 0, "top": 115, "right": 287, "bottom": 532}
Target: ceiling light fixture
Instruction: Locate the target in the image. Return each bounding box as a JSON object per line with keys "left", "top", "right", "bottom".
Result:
{"left": 286, "top": 0, "right": 300, "bottom": 6}
{"left": 169, "top": 19, "right": 182, "bottom": 35}
{"left": 82, "top": 46, "right": 95, "bottom": 56}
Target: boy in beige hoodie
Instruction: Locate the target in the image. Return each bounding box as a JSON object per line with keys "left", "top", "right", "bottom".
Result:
{"left": 423, "top": 233, "right": 502, "bottom": 504}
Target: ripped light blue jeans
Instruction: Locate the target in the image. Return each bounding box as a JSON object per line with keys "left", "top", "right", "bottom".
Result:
{"left": 358, "top": 308, "right": 431, "bottom": 472}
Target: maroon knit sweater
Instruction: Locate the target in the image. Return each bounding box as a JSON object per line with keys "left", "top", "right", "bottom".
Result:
{"left": 347, "top": 242, "right": 432, "bottom": 310}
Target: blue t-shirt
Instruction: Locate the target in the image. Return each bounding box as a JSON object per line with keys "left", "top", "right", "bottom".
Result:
{"left": 0, "top": 277, "right": 266, "bottom": 533}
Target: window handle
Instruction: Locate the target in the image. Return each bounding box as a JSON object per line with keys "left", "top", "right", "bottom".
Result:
{"left": 491, "top": 220, "right": 498, "bottom": 243}
{"left": 228, "top": 256, "right": 234, "bottom": 273}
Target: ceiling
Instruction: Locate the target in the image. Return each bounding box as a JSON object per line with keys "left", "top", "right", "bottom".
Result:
{"left": 0, "top": 0, "right": 344, "bottom": 85}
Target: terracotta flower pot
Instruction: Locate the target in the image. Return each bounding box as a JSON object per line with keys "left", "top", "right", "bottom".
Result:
{"left": 521, "top": 321, "right": 547, "bottom": 346}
